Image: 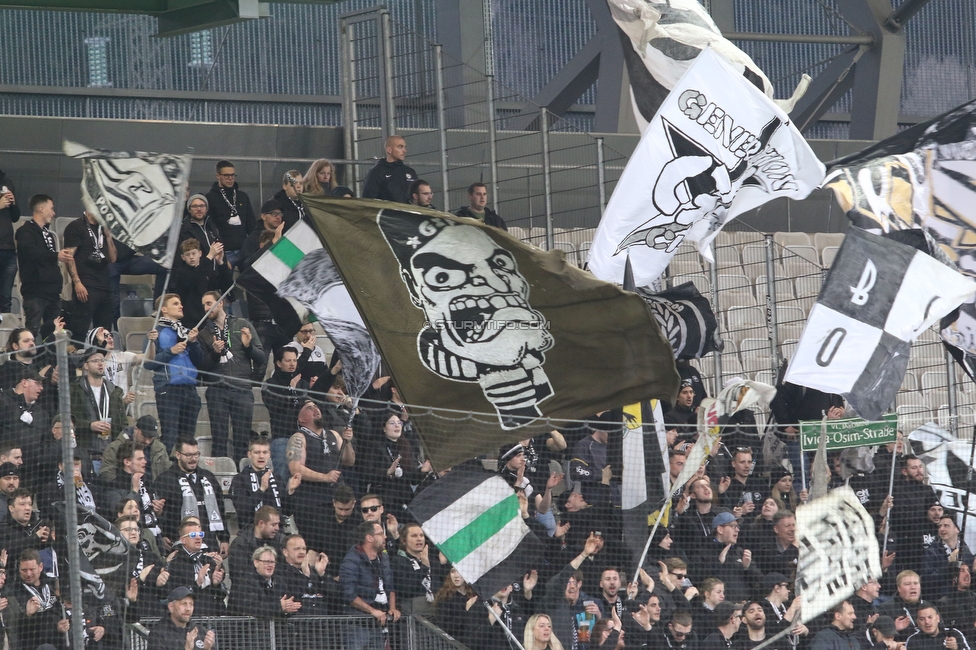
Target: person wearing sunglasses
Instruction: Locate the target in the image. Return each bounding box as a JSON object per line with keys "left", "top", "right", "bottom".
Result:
{"left": 164, "top": 520, "right": 227, "bottom": 617}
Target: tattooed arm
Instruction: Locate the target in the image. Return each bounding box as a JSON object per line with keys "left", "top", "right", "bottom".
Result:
{"left": 286, "top": 432, "right": 342, "bottom": 483}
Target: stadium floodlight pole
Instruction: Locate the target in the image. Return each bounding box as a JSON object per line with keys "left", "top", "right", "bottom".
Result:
{"left": 880, "top": 439, "right": 899, "bottom": 558}
{"left": 57, "top": 331, "right": 85, "bottom": 650}
{"left": 484, "top": 601, "right": 529, "bottom": 650}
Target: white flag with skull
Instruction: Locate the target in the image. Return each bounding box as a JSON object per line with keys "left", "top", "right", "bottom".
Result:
{"left": 64, "top": 140, "right": 191, "bottom": 269}
{"left": 588, "top": 47, "right": 824, "bottom": 286}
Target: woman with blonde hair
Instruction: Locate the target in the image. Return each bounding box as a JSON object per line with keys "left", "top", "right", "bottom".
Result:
{"left": 524, "top": 613, "right": 564, "bottom": 650}
{"left": 304, "top": 159, "right": 337, "bottom": 195}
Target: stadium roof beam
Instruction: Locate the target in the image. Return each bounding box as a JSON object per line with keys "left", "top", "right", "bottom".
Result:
{"left": 0, "top": 0, "right": 341, "bottom": 36}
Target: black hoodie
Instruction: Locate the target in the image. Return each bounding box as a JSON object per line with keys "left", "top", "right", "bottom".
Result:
{"left": 362, "top": 158, "right": 418, "bottom": 203}
{"left": 205, "top": 181, "right": 256, "bottom": 250}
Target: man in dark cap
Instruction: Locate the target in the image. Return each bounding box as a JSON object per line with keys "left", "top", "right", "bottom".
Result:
{"left": 498, "top": 442, "right": 560, "bottom": 522}
{"left": 690, "top": 511, "right": 762, "bottom": 603}
{"left": 570, "top": 410, "right": 620, "bottom": 507}
{"left": 702, "top": 601, "right": 742, "bottom": 650}
{"left": 0, "top": 367, "right": 48, "bottom": 447}
{"left": 147, "top": 586, "right": 216, "bottom": 650}
{"left": 868, "top": 616, "right": 898, "bottom": 649}
{"left": 761, "top": 572, "right": 804, "bottom": 637}
{"left": 665, "top": 379, "right": 698, "bottom": 440}
{"left": 99, "top": 414, "right": 170, "bottom": 484}
{"left": 0, "top": 461, "right": 19, "bottom": 522}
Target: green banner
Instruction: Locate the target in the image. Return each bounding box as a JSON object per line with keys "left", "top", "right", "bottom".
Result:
{"left": 799, "top": 414, "right": 898, "bottom": 452}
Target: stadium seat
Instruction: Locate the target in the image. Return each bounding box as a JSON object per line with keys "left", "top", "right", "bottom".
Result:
{"left": 670, "top": 259, "right": 702, "bottom": 277}
{"left": 927, "top": 389, "right": 949, "bottom": 411}
{"left": 756, "top": 274, "right": 795, "bottom": 301}
{"left": 714, "top": 245, "right": 741, "bottom": 267}
{"left": 793, "top": 274, "right": 823, "bottom": 299}
{"left": 774, "top": 232, "right": 812, "bottom": 247}
{"left": 901, "top": 370, "right": 918, "bottom": 392}
{"left": 716, "top": 273, "right": 752, "bottom": 292}
{"left": 813, "top": 232, "right": 845, "bottom": 251}
{"left": 783, "top": 245, "right": 820, "bottom": 267}
{"left": 775, "top": 305, "right": 806, "bottom": 327}
{"left": 508, "top": 226, "right": 527, "bottom": 241}
{"left": 738, "top": 337, "right": 768, "bottom": 357}
{"left": 781, "top": 339, "right": 798, "bottom": 359}
{"left": 741, "top": 354, "right": 772, "bottom": 375}
{"left": 920, "top": 371, "right": 946, "bottom": 392}
{"left": 684, "top": 273, "right": 710, "bottom": 295}
{"left": 754, "top": 369, "right": 776, "bottom": 386}
{"left": 720, "top": 291, "right": 756, "bottom": 307}
{"left": 821, "top": 246, "right": 839, "bottom": 267}
{"left": 740, "top": 244, "right": 768, "bottom": 279}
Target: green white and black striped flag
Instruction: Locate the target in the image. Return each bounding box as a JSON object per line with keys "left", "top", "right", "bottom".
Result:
{"left": 410, "top": 468, "right": 543, "bottom": 597}
{"left": 237, "top": 220, "right": 380, "bottom": 398}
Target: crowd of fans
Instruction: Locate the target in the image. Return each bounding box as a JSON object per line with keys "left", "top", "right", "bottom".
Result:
{"left": 0, "top": 145, "right": 971, "bottom": 650}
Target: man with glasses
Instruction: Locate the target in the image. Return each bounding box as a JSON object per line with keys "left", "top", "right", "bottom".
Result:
{"left": 85, "top": 326, "right": 144, "bottom": 407}
{"left": 71, "top": 348, "right": 126, "bottom": 472}
{"left": 153, "top": 438, "right": 229, "bottom": 556}
{"left": 340, "top": 521, "right": 400, "bottom": 650}
{"left": 666, "top": 610, "right": 696, "bottom": 650}
{"left": 408, "top": 180, "right": 435, "bottom": 210}
{"left": 228, "top": 546, "right": 302, "bottom": 617}
{"left": 205, "top": 160, "right": 256, "bottom": 267}
{"left": 166, "top": 520, "right": 227, "bottom": 616}
{"left": 285, "top": 323, "right": 329, "bottom": 386}
{"left": 691, "top": 511, "right": 760, "bottom": 603}
{"left": 180, "top": 194, "right": 222, "bottom": 260}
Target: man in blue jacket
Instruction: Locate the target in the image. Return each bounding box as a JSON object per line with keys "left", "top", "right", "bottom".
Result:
{"left": 144, "top": 294, "right": 202, "bottom": 451}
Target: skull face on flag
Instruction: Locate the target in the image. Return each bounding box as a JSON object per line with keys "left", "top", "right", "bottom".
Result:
{"left": 377, "top": 212, "right": 554, "bottom": 428}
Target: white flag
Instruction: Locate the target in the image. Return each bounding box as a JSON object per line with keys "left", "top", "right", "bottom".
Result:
{"left": 795, "top": 487, "right": 882, "bottom": 623}
{"left": 64, "top": 140, "right": 191, "bottom": 269}
{"left": 588, "top": 47, "right": 825, "bottom": 286}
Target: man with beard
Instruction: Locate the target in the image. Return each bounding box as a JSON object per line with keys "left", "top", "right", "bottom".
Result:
{"left": 147, "top": 586, "right": 216, "bottom": 650}
{"left": 230, "top": 436, "right": 299, "bottom": 517}
{"left": 665, "top": 380, "right": 698, "bottom": 440}
{"left": 0, "top": 462, "right": 20, "bottom": 522}
{"left": 923, "top": 516, "right": 975, "bottom": 599}
{"left": 811, "top": 601, "right": 861, "bottom": 650}
{"left": 143, "top": 294, "right": 203, "bottom": 452}
{"left": 890, "top": 457, "right": 939, "bottom": 574}
{"left": 938, "top": 563, "right": 976, "bottom": 645}
{"left": 738, "top": 599, "right": 787, "bottom": 650}
{"left": 278, "top": 534, "right": 336, "bottom": 615}
{"left": 153, "top": 437, "right": 229, "bottom": 556}
{"left": 598, "top": 567, "right": 625, "bottom": 619}
{"left": 0, "top": 328, "right": 41, "bottom": 390}
{"left": 408, "top": 180, "right": 435, "bottom": 209}
{"left": 228, "top": 546, "right": 301, "bottom": 617}
{"left": 100, "top": 442, "right": 162, "bottom": 542}
{"left": 6, "top": 549, "right": 70, "bottom": 650}
{"left": 0, "top": 368, "right": 48, "bottom": 447}
{"left": 165, "top": 520, "right": 227, "bottom": 617}
{"left": 879, "top": 571, "right": 923, "bottom": 641}
{"left": 228, "top": 505, "right": 283, "bottom": 583}
{"left": 287, "top": 400, "right": 355, "bottom": 552}
{"left": 262, "top": 347, "right": 308, "bottom": 477}
{"left": 71, "top": 348, "right": 126, "bottom": 470}
{"left": 197, "top": 290, "right": 265, "bottom": 460}
{"left": 306, "top": 485, "right": 356, "bottom": 574}
{"left": 905, "top": 603, "right": 969, "bottom": 650}
{"left": 339, "top": 521, "right": 400, "bottom": 650}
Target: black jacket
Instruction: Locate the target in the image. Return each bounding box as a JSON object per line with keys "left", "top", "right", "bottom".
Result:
{"left": 277, "top": 561, "right": 337, "bottom": 615}
{"left": 0, "top": 170, "right": 21, "bottom": 250}
{"left": 273, "top": 189, "right": 307, "bottom": 231}
{"left": 166, "top": 545, "right": 227, "bottom": 617}
{"left": 152, "top": 465, "right": 229, "bottom": 544}
{"left": 205, "top": 182, "right": 256, "bottom": 251}
{"left": 906, "top": 629, "right": 970, "bottom": 650}
{"left": 455, "top": 205, "right": 508, "bottom": 231}
{"left": 0, "top": 387, "right": 50, "bottom": 449}
{"left": 179, "top": 215, "right": 222, "bottom": 258}
{"left": 261, "top": 369, "right": 308, "bottom": 440}
{"left": 227, "top": 523, "right": 284, "bottom": 583}
{"left": 15, "top": 219, "right": 62, "bottom": 299}
{"left": 810, "top": 626, "right": 862, "bottom": 650}
{"left": 147, "top": 615, "right": 208, "bottom": 650}
{"left": 227, "top": 566, "right": 289, "bottom": 617}
{"left": 362, "top": 159, "right": 418, "bottom": 203}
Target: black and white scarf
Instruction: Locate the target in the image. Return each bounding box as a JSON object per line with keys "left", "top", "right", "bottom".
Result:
{"left": 211, "top": 320, "right": 233, "bottom": 364}
{"left": 179, "top": 473, "right": 224, "bottom": 532}
{"left": 245, "top": 467, "right": 282, "bottom": 511}
{"left": 159, "top": 317, "right": 189, "bottom": 341}
{"left": 87, "top": 221, "right": 106, "bottom": 261}
{"left": 219, "top": 188, "right": 241, "bottom": 225}
{"left": 134, "top": 475, "right": 161, "bottom": 535}
{"left": 287, "top": 196, "right": 307, "bottom": 222}
{"left": 40, "top": 224, "right": 56, "bottom": 253}
{"left": 23, "top": 582, "right": 57, "bottom": 611}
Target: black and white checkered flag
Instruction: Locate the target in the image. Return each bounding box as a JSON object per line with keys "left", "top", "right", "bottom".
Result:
{"left": 785, "top": 227, "right": 975, "bottom": 421}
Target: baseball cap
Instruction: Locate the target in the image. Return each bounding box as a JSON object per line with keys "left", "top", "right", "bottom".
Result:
{"left": 167, "top": 586, "right": 195, "bottom": 602}
{"left": 260, "top": 199, "right": 283, "bottom": 214}
{"left": 498, "top": 443, "right": 524, "bottom": 463}
{"left": 711, "top": 511, "right": 739, "bottom": 530}
{"left": 0, "top": 462, "right": 19, "bottom": 478}
{"left": 713, "top": 601, "right": 739, "bottom": 626}
{"left": 80, "top": 347, "right": 105, "bottom": 362}
{"left": 136, "top": 415, "right": 159, "bottom": 436}
{"left": 871, "top": 616, "right": 897, "bottom": 638}
{"left": 763, "top": 572, "right": 790, "bottom": 593}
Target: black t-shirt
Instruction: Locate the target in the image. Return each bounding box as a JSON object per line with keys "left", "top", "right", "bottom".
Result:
{"left": 64, "top": 217, "right": 111, "bottom": 290}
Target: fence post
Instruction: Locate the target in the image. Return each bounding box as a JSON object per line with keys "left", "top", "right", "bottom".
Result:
{"left": 709, "top": 259, "right": 723, "bottom": 395}
{"left": 407, "top": 615, "right": 418, "bottom": 650}
{"left": 540, "top": 107, "right": 554, "bottom": 251}
{"left": 764, "top": 234, "right": 781, "bottom": 371}
{"left": 339, "top": 17, "right": 359, "bottom": 190}
{"left": 434, "top": 44, "right": 450, "bottom": 211}
{"left": 596, "top": 136, "right": 606, "bottom": 215}
{"left": 269, "top": 620, "right": 277, "bottom": 650}
{"left": 486, "top": 75, "right": 499, "bottom": 213}
{"left": 379, "top": 9, "right": 397, "bottom": 138}
{"left": 946, "top": 346, "right": 958, "bottom": 436}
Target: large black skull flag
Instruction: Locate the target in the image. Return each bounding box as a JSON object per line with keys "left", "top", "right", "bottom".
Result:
{"left": 304, "top": 197, "right": 680, "bottom": 468}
